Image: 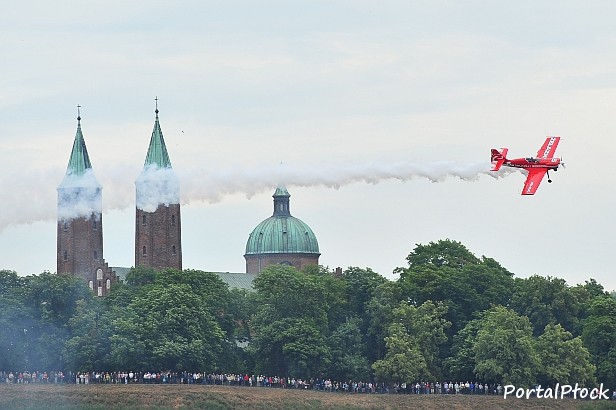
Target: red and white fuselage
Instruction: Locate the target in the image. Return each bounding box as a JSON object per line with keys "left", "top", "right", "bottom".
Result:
{"left": 491, "top": 137, "right": 562, "bottom": 195}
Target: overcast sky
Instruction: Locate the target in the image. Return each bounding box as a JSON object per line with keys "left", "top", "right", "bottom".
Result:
{"left": 1, "top": 1, "right": 615, "bottom": 290}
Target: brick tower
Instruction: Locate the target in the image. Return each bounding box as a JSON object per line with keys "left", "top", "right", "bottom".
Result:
{"left": 135, "top": 100, "right": 182, "bottom": 271}
{"left": 57, "top": 108, "right": 118, "bottom": 296}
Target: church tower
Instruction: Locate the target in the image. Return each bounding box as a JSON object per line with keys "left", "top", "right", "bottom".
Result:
{"left": 57, "top": 108, "right": 117, "bottom": 296}
{"left": 135, "top": 100, "right": 182, "bottom": 270}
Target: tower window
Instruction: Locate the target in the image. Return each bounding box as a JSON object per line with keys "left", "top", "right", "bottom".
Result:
{"left": 106, "top": 279, "right": 111, "bottom": 290}
{"left": 92, "top": 220, "right": 97, "bottom": 230}
{"left": 88, "top": 281, "right": 94, "bottom": 290}
{"left": 96, "top": 268, "right": 103, "bottom": 280}
{"left": 142, "top": 246, "right": 147, "bottom": 257}
{"left": 172, "top": 245, "right": 176, "bottom": 255}
{"left": 142, "top": 215, "right": 147, "bottom": 225}
{"left": 171, "top": 214, "right": 175, "bottom": 226}
{"left": 63, "top": 250, "right": 68, "bottom": 261}
{"left": 94, "top": 251, "right": 98, "bottom": 260}
{"left": 63, "top": 222, "right": 68, "bottom": 231}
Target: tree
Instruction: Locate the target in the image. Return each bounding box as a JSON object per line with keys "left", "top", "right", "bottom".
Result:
{"left": 446, "top": 316, "right": 482, "bottom": 381}
{"left": 365, "top": 281, "right": 401, "bottom": 363}
{"left": 249, "top": 265, "right": 338, "bottom": 378}
{"left": 372, "top": 322, "right": 427, "bottom": 384}
{"left": 395, "top": 300, "right": 450, "bottom": 379}
{"left": 121, "top": 283, "right": 225, "bottom": 370}
{"left": 582, "top": 296, "right": 616, "bottom": 386}
{"left": 25, "top": 272, "right": 93, "bottom": 369}
{"left": 399, "top": 239, "right": 481, "bottom": 271}
{"left": 510, "top": 275, "right": 581, "bottom": 336}
{"left": 396, "top": 240, "right": 514, "bottom": 336}
{"left": 473, "top": 306, "right": 539, "bottom": 386}
{"left": 326, "top": 317, "right": 371, "bottom": 381}
{"left": 536, "top": 324, "right": 595, "bottom": 386}
{"left": 342, "top": 267, "right": 387, "bottom": 322}
{"left": 372, "top": 300, "right": 450, "bottom": 381}
{"left": 63, "top": 299, "right": 104, "bottom": 371}
{"left": 0, "top": 270, "right": 22, "bottom": 295}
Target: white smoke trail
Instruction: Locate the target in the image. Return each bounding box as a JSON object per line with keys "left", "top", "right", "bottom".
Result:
{"left": 180, "top": 160, "right": 521, "bottom": 202}
{"left": 0, "top": 159, "right": 520, "bottom": 231}
{"left": 57, "top": 169, "right": 102, "bottom": 221}
{"left": 135, "top": 165, "right": 180, "bottom": 212}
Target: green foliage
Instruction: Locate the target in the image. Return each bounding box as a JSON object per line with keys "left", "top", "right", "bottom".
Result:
{"left": 396, "top": 240, "right": 514, "bottom": 335}
{"left": 536, "top": 324, "right": 595, "bottom": 386}
{"left": 63, "top": 299, "right": 103, "bottom": 371}
{"left": 473, "top": 306, "right": 539, "bottom": 386}
{"left": 0, "top": 238, "right": 613, "bottom": 388}
{"left": 125, "top": 266, "right": 157, "bottom": 287}
{"left": 372, "top": 322, "right": 427, "bottom": 383}
{"left": 0, "top": 270, "right": 22, "bottom": 295}
{"left": 582, "top": 296, "right": 616, "bottom": 386}
{"left": 372, "top": 300, "right": 450, "bottom": 382}
{"left": 326, "top": 317, "right": 371, "bottom": 381}
{"left": 125, "top": 283, "right": 225, "bottom": 370}
{"left": 365, "top": 281, "right": 401, "bottom": 363}
{"left": 446, "top": 316, "right": 482, "bottom": 381}
{"left": 400, "top": 239, "right": 481, "bottom": 270}
{"left": 252, "top": 317, "right": 330, "bottom": 378}
{"left": 510, "top": 275, "right": 582, "bottom": 336}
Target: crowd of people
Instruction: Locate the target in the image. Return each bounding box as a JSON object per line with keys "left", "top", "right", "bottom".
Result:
{"left": 0, "top": 370, "right": 506, "bottom": 395}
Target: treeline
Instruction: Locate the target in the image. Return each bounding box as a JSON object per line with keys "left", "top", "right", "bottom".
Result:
{"left": 0, "top": 239, "right": 614, "bottom": 387}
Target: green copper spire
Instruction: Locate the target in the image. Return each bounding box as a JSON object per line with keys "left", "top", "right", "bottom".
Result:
{"left": 65, "top": 106, "right": 92, "bottom": 176}
{"left": 144, "top": 98, "right": 172, "bottom": 168}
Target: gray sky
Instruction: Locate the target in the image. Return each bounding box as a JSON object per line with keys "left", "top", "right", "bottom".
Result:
{"left": 1, "top": 1, "right": 615, "bottom": 290}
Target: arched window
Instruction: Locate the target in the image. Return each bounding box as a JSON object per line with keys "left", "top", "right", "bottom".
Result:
{"left": 142, "top": 246, "right": 147, "bottom": 257}
{"left": 172, "top": 245, "right": 176, "bottom": 255}
{"left": 96, "top": 268, "right": 103, "bottom": 280}
{"left": 94, "top": 251, "right": 98, "bottom": 260}
{"left": 106, "top": 279, "right": 111, "bottom": 290}
{"left": 63, "top": 222, "right": 68, "bottom": 231}
{"left": 63, "top": 250, "right": 68, "bottom": 261}
{"left": 171, "top": 214, "right": 175, "bottom": 226}
{"left": 142, "top": 215, "right": 147, "bottom": 225}
{"left": 88, "top": 281, "right": 94, "bottom": 290}
{"left": 92, "top": 219, "right": 97, "bottom": 230}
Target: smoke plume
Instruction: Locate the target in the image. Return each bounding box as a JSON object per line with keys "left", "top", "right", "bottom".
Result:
{"left": 57, "top": 169, "right": 102, "bottom": 222}
{"left": 135, "top": 165, "right": 180, "bottom": 212}
{"left": 180, "top": 160, "right": 520, "bottom": 202}
{"left": 0, "top": 159, "right": 519, "bottom": 231}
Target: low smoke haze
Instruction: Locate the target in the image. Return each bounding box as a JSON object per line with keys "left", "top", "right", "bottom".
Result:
{"left": 1, "top": 1, "right": 614, "bottom": 289}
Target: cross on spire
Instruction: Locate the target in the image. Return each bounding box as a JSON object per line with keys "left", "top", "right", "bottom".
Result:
{"left": 155, "top": 96, "right": 159, "bottom": 115}
{"left": 77, "top": 104, "right": 81, "bottom": 122}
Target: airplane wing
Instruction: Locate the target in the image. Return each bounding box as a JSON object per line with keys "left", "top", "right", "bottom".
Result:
{"left": 522, "top": 169, "right": 547, "bottom": 195}
{"left": 536, "top": 136, "right": 560, "bottom": 159}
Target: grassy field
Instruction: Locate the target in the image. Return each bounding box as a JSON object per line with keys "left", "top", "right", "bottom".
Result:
{"left": 0, "top": 384, "right": 613, "bottom": 410}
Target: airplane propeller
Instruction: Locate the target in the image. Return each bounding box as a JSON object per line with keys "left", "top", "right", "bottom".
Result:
{"left": 560, "top": 157, "right": 565, "bottom": 169}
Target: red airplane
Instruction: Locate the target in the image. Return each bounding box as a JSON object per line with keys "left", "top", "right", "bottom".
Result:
{"left": 491, "top": 136, "right": 563, "bottom": 195}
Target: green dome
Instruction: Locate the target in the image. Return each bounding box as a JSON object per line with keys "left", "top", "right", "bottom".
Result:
{"left": 245, "top": 215, "right": 320, "bottom": 255}
{"left": 245, "top": 188, "right": 320, "bottom": 255}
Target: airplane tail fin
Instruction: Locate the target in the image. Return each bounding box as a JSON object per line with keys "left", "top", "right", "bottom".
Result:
{"left": 490, "top": 148, "right": 508, "bottom": 171}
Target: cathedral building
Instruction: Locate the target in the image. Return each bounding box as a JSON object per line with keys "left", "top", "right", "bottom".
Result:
{"left": 57, "top": 103, "right": 321, "bottom": 294}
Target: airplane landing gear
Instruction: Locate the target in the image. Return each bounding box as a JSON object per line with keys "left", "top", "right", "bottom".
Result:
{"left": 547, "top": 170, "right": 552, "bottom": 183}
